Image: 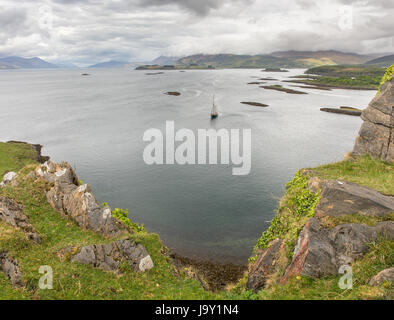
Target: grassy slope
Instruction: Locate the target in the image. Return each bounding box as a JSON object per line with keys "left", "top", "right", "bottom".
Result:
{"left": 0, "top": 142, "right": 38, "bottom": 175}
{"left": 313, "top": 156, "right": 394, "bottom": 195}
{"left": 0, "top": 142, "right": 218, "bottom": 300}
{"left": 299, "top": 65, "right": 387, "bottom": 89}
{"left": 1, "top": 148, "right": 393, "bottom": 300}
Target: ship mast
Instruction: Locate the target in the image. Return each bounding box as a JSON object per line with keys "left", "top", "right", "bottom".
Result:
{"left": 212, "top": 95, "right": 217, "bottom": 114}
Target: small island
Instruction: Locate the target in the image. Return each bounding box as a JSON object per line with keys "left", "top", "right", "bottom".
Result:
{"left": 241, "top": 101, "right": 269, "bottom": 107}
{"left": 320, "top": 106, "right": 362, "bottom": 116}
{"left": 262, "top": 68, "right": 289, "bottom": 72}
{"left": 247, "top": 81, "right": 265, "bottom": 85}
{"left": 260, "top": 85, "right": 307, "bottom": 94}
{"left": 289, "top": 84, "right": 332, "bottom": 91}
{"left": 165, "top": 91, "right": 181, "bottom": 96}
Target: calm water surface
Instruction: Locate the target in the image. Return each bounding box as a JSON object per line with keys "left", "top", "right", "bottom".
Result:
{"left": 0, "top": 68, "right": 375, "bottom": 264}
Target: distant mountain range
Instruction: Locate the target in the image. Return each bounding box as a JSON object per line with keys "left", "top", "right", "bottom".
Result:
{"left": 270, "top": 50, "right": 374, "bottom": 65}
{"left": 0, "top": 56, "right": 58, "bottom": 69}
{"left": 145, "top": 51, "right": 382, "bottom": 69}
{"left": 88, "top": 60, "right": 130, "bottom": 68}
{"left": 1, "top": 51, "right": 393, "bottom": 70}
{"left": 365, "top": 54, "right": 394, "bottom": 67}
{"left": 151, "top": 55, "right": 181, "bottom": 66}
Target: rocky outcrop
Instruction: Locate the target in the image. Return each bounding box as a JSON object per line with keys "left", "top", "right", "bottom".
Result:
{"left": 0, "top": 251, "right": 23, "bottom": 287}
{"left": 248, "top": 172, "right": 394, "bottom": 289}
{"left": 0, "top": 196, "right": 41, "bottom": 243}
{"left": 281, "top": 218, "right": 394, "bottom": 283}
{"left": 353, "top": 79, "right": 394, "bottom": 162}
{"left": 61, "top": 239, "right": 153, "bottom": 273}
{"left": 280, "top": 219, "right": 336, "bottom": 283}
{"left": 36, "top": 161, "right": 126, "bottom": 237}
{"left": 308, "top": 177, "right": 394, "bottom": 218}
{"left": 369, "top": 268, "right": 394, "bottom": 286}
{"left": 0, "top": 172, "right": 17, "bottom": 188}
{"left": 246, "top": 238, "right": 283, "bottom": 291}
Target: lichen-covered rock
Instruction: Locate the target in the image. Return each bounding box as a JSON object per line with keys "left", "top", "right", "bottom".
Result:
{"left": 308, "top": 177, "right": 394, "bottom": 218}
{"left": 281, "top": 219, "right": 394, "bottom": 283}
{"left": 246, "top": 238, "right": 283, "bottom": 291}
{"left": 69, "top": 239, "right": 153, "bottom": 273}
{"left": 328, "top": 223, "right": 379, "bottom": 266}
{"left": 36, "top": 161, "right": 125, "bottom": 237}
{"left": 353, "top": 79, "right": 394, "bottom": 162}
{"left": 0, "top": 251, "right": 23, "bottom": 287}
{"left": 0, "top": 171, "right": 17, "bottom": 188}
{"left": 0, "top": 196, "right": 41, "bottom": 244}
{"left": 369, "top": 268, "right": 394, "bottom": 286}
{"left": 281, "top": 218, "right": 337, "bottom": 283}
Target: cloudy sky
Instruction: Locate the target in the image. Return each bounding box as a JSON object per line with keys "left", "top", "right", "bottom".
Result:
{"left": 0, "top": 0, "right": 393, "bottom": 66}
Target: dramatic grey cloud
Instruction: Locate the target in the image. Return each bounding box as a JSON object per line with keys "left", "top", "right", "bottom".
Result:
{"left": 0, "top": 0, "right": 393, "bottom": 66}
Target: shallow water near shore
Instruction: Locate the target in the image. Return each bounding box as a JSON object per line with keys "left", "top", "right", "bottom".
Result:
{"left": 0, "top": 68, "right": 375, "bottom": 264}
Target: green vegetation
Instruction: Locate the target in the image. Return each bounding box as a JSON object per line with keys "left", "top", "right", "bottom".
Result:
{"left": 378, "top": 65, "right": 394, "bottom": 92}
{"left": 312, "top": 155, "right": 393, "bottom": 195}
{"left": 307, "top": 76, "right": 381, "bottom": 89}
{"left": 252, "top": 171, "right": 320, "bottom": 260}
{"left": 1, "top": 142, "right": 393, "bottom": 300}
{"left": 0, "top": 143, "right": 218, "bottom": 300}
{"left": 0, "top": 142, "right": 37, "bottom": 175}
{"left": 254, "top": 240, "right": 393, "bottom": 300}
{"left": 321, "top": 213, "right": 394, "bottom": 229}
{"left": 288, "top": 65, "right": 388, "bottom": 89}
{"left": 306, "top": 65, "right": 385, "bottom": 77}
{"left": 109, "top": 206, "right": 146, "bottom": 233}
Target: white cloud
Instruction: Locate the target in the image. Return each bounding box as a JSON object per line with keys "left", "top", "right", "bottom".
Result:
{"left": 0, "top": 0, "right": 392, "bottom": 65}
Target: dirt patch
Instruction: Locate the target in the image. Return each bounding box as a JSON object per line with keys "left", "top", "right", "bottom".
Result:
{"left": 169, "top": 252, "right": 247, "bottom": 291}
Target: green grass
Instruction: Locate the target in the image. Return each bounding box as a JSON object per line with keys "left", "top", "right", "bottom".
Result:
{"left": 0, "top": 143, "right": 218, "bottom": 300}
{"left": 302, "top": 65, "right": 386, "bottom": 89}
{"left": 306, "top": 76, "right": 381, "bottom": 89}
{"left": 378, "top": 65, "right": 394, "bottom": 92}
{"left": 1, "top": 143, "right": 393, "bottom": 300}
{"left": 256, "top": 240, "right": 393, "bottom": 300}
{"left": 312, "top": 155, "right": 394, "bottom": 195}
{"left": 306, "top": 65, "right": 385, "bottom": 77}
{"left": 320, "top": 213, "right": 394, "bottom": 230}
{"left": 0, "top": 142, "right": 38, "bottom": 176}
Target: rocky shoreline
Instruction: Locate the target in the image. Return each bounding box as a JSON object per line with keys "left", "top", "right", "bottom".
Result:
{"left": 0, "top": 143, "right": 245, "bottom": 291}
{"left": 1, "top": 71, "right": 393, "bottom": 298}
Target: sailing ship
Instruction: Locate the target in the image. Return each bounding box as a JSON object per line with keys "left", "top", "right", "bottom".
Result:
{"left": 211, "top": 95, "right": 219, "bottom": 119}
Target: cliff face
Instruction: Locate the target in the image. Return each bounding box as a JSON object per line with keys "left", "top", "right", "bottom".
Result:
{"left": 353, "top": 78, "right": 394, "bottom": 162}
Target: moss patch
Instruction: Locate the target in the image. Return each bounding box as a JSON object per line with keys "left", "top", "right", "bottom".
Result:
{"left": 378, "top": 65, "right": 393, "bottom": 92}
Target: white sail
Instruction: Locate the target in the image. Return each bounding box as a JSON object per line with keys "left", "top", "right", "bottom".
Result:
{"left": 211, "top": 95, "right": 218, "bottom": 115}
